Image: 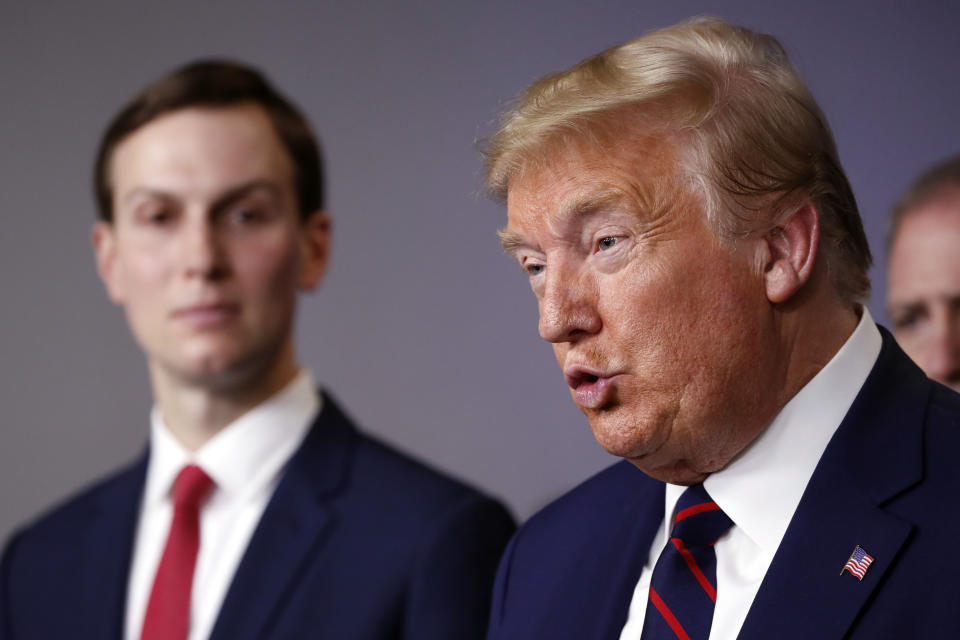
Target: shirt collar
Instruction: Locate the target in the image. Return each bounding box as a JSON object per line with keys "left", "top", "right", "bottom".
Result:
{"left": 662, "top": 308, "right": 882, "bottom": 555}
{"left": 143, "top": 370, "right": 320, "bottom": 506}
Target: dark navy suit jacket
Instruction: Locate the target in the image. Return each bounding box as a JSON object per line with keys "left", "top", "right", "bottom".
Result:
{"left": 0, "top": 393, "right": 515, "bottom": 639}
{"left": 487, "top": 328, "right": 960, "bottom": 639}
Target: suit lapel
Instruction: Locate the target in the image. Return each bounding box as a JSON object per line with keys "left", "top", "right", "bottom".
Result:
{"left": 80, "top": 451, "right": 148, "bottom": 639}
{"left": 738, "top": 457, "right": 913, "bottom": 639}
{"left": 209, "top": 392, "right": 355, "bottom": 640}
{"left": 739, "top": 329, "right": 928, "bottom": 640}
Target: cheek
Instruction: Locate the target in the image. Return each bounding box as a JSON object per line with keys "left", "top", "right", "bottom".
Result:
{"left": 607, "top": 262, "right": 700, "bottom": 356}
{"left": 552, "top": 343, "right": 569, "bottom": 370}
{"left": 900, "top": 342, "right": 927, "bottom": 369}
{"left": 614, "top": 251, "right": 761, "bottom": 377}
{"left": 117, "top": 248, "right": 171, "bottom": 299}
{"left": 237, "top": 236, "right": 303, "bottom": 294}
{"left": 894, "top": 327, "right": 928, "bottom": 361}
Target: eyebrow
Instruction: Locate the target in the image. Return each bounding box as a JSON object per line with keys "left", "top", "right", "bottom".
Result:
{"left": 498, "top": 188, "right": 630, "bottom": 254}
{"left": 120, "top": 180, "right": 284, "bottom": 212}
{"left": 498, "top": 228, "right": 528, "bottom": 254}
{"left": 571, "top": 188, "right": 630, "bottom": 217}
{"left": 891, "top": 292, "right": 960, "bottom": 311}
{"left": 887, "top": 300, "right": 920, "bottom": 313}
{"left": 210, "top": 181, "right": 284, "bottom": 215}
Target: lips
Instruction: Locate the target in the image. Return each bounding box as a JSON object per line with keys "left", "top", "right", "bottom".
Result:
{"left": 171, "top": 302, "right": 240, "bottom": 328}
{"left": 564, "top": 366, "right": 620, "bottom": 409}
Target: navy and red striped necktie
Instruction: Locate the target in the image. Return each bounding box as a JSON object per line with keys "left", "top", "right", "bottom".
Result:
{"left": 640, "top": 483, "right": 733, "bottom": 640}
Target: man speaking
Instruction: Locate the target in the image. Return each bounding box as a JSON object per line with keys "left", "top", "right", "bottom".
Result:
{"left": 482, "top": 18, "right": 960, "bottom": 639}
{"left": 1, "top": 60, "right": 514, "bottom": 640}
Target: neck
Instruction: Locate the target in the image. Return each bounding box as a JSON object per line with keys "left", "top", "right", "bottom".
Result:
{"left": 149, "top": 345, "right": 300, "bottom": 451}
{"left": 770, "top": 283, "right": 862, "bottom": 413}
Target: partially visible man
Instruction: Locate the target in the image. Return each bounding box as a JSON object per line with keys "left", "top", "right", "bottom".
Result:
{"left": 482, "top": 18, "right": 960, "bottom": 640}
{"left": 887, "top": 154, "right": 960, "bottom": 392}
{"left": 0, "top": 60, "right": 514, "bottom": 640}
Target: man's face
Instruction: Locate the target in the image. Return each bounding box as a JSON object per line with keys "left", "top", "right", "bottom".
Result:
{"left": 887, "top": 190, "right": 960, "bottom": 392}
{"left": 93, "top": 104, "right": 328, "bottom": 392}
{"left": 502, "top": 135, "right": 783, "bottom": 484}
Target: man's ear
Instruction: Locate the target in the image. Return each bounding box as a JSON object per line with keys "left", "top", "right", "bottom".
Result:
{"left": 91, "top": 221, "right": 126, "bottom": 305}
{"left": 761, "top": 202, "right": 819, "bottom": 304}
{"left": 298, "top": 210, "right": 331, "bottom": 291}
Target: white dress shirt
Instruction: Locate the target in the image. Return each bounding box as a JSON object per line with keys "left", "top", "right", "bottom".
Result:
{"left": 124, "top": 370, "right": 320, "bottom": 640}
{"left": 619, "top": 309, "right": 882, "bottom": 640}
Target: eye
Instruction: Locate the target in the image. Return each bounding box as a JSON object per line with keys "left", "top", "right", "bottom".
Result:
{"left": 140, "top": 207, "right": 174, "bottom": 227}
{"left": 228, "top": 206, "right": 267, "bottom": 225}
{"left": 891, "top": 307, "right": 925, "bottom": 332}
{"left": 524, "top": 262, "right": 545, "bottom": 277}
{"left": 234, "top": 208, "right": 259, "bottom": 222}
{"left": 149, "top": 210, "right": 172, "bottom": 225}
{"left": 597, "top": 236, "right": 619, "bottom": 251}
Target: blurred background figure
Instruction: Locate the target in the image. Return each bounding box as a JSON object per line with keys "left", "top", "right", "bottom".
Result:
{"left": 887, "top": 154, "right": 960, "bottom": 392}
{"left": 0, "top": 60, "right": 514, "bottom": 640}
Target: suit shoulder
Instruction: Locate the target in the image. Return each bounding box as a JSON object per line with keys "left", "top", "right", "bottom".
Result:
{"left": 5, "top": 456, "right": 145, "bottom": 549}
{"left": 308, "top": 393, "right": 513, "bottom": 537}
{"left": 350, "top": 428, "right": 506, "bottom": 516}
{"left": 1, "top": 455, "right": 145, "bottom": 613}
{"left": 919, "top": 383, "right": 960, "bottom": 487}
{"left": 926, "top": 383, "right": 960, "bottom": 428}
{"left": 317, "top": 392, "right": 499, "bottom": 507}
{"left": 518, "top": 460, "right": 660, "bottom": 544}
{"left": 486, "top": 461, "right": 660, "bottom": 636}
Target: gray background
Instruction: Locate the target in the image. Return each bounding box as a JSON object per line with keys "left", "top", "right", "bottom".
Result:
{"left": 2, "top": 0, "right": 959, "bottom": 543}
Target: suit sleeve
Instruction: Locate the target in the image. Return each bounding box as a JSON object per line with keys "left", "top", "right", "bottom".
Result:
{"left": 402, "top": 494, "right": 516, "bottom": 640}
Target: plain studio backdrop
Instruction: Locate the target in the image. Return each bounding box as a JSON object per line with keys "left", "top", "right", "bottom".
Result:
{"left": 2, "top": 0, "right": 958, "bottom": 543}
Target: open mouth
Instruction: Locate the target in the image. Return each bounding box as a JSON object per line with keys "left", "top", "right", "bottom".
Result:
{"left": 581, "top": 373, "right": 599, "bottom": 385}
{"left": 564, "top": 367, "right": 618, "bottom": 409}
{"left": 565, "top": 367, "right": 602, "bottom": 389}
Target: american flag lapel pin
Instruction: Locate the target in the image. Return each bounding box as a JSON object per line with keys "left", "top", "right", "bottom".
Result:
{"left": 840, "top": 545, "right": 875, "bottom": 581}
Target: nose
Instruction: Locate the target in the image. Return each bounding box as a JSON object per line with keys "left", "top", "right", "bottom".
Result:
{"left": 180, "top": 218, "right": 229, "bottom": 281}
{"left": 538, "top": 264, "right": 601, "bottom": 343}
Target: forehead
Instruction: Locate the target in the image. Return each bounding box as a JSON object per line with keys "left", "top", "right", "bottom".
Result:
{"left": 888, "top": 195, "right": 960, "bottom": 298}
{"left": 109, "top": 104, "right": 293, "bottom": 199}
{"left": 504, "top": 132, "right": 685, "bottom": 237}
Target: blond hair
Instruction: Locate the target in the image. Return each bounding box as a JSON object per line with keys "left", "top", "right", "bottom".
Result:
{"left": 483, "top": 18, "right": 871, "bottom": 302}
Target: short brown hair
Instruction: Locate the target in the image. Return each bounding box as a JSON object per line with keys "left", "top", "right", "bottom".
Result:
{"left": 94, "top": 59, "right": 323, "bottom": 222}
{"left": 888, "top": 153, "right": 960, "bottom": 250}
{"left": 482, "top": 18, "right": 872, "bottom": 303}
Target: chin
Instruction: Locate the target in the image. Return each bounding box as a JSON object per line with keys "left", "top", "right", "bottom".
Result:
{"left": 588, "top": 411, "right": 665, "bottom": 460}
{"left": 588, "top": 411, "right": 711, "bottom": 485}
{"left": 182, "top": 362, "right": 249, "bottom": 389}
{"left": 165, "top": 348, "right": 265, "bottom": 389}
{"left": 629, "top": 458, "right": 709, "bottom": 485}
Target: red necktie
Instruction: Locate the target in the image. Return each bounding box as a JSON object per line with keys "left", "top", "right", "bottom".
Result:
{"left": 140, "top": 464, "right": 214, "bottom": 640}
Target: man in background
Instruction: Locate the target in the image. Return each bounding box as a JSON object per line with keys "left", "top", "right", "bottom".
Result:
{"left": 1, "top": 60, "right": 514, "bottom": 640}
{"left": 482, "top": 18, "right": 960, "bottom": 639}
{"left": 887, "top": 154, "right": 960, "bottom": 392}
